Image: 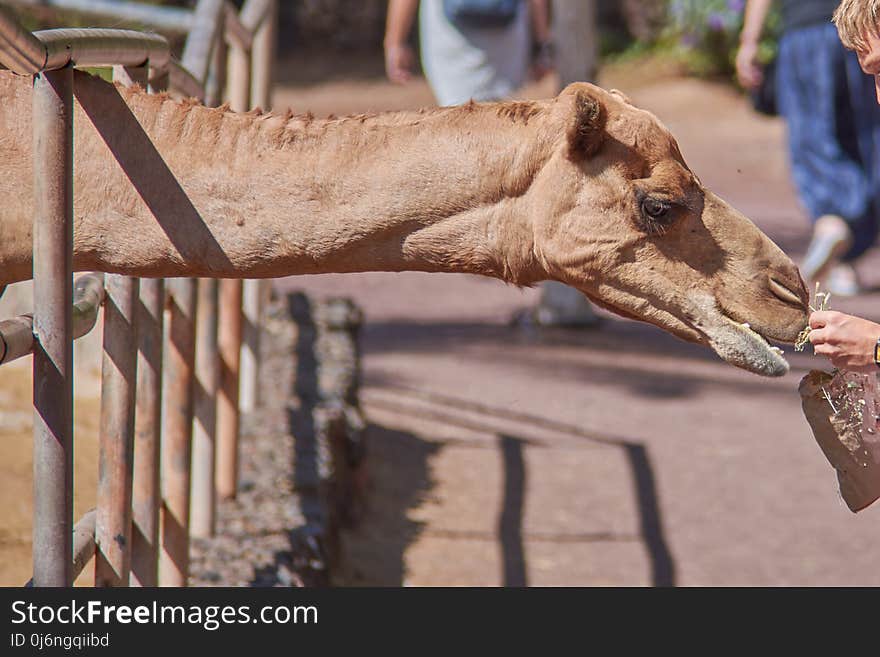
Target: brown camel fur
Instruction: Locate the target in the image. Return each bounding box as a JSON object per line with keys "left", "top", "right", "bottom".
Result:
{"left": 0, "top": 69, "right": 808, "bottom": 376}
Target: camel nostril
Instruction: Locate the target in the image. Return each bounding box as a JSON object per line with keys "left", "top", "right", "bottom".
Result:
{"left": 769, "top": 275, "right": 807, "bottom": 308}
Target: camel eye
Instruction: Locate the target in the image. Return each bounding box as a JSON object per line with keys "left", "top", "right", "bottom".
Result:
{"left": 641, "top": 197, "right": 671, "bottom": 219}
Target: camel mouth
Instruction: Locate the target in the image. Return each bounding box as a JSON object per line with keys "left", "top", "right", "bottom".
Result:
{"left": 704, "top": 312, "right": 789, "bottom": 378}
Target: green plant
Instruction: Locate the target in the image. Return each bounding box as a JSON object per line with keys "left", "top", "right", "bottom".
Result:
{"left": 664, "top": 0, "right": 780, "bottom": 77}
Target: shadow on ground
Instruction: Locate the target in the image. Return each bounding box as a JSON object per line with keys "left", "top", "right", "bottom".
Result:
{"left": 334, "top": 423, "right": 440, "bottom": 586}
{"left": 360, "top": 318, "right": 823, "bottom": 401}
{"left": 338, "top": 389, "right": 678, "bottom": 587}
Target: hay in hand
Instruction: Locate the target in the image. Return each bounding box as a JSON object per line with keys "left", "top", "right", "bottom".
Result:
{"left": 794, "top": 282, "right": 831, "bottom": 352}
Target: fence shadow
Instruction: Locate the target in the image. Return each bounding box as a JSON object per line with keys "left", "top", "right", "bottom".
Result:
{"left": 499, "top": 435, "right": 528, "bottom": 587}
{"left": 363, "top": 386, "right": 679, "bottom": 587}
{"left": 73, "top": 71, "right": 233, "bottom": 274}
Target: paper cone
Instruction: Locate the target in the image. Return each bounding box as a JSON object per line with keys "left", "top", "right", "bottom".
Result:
{"left": 799, "top": 370, "right": 880, "bottom": 513}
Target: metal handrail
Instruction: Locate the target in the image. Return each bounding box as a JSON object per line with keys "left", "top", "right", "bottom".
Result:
{"left": 5, "top": 0, "right": 194, "bottom": 33}
{"left": 37, "top": 28, "right": 170, "bottom": 72}
{"left": 0, "top": 8, "right": 170, "bottom": 75}
{"left": 0, "top": 273, "right": 105, "bottom": 365}
{"left": 0, "top": 5, "right": 48, "bottom": 71}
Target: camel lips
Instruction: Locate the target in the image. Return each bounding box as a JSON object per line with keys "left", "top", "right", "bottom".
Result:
{"left": 739, "top": 322, "right": 784, "bottom": 355}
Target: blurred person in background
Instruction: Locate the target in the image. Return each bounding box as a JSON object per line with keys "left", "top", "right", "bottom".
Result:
{"left": 808, "top": 0, "right": 880, "bottom": 370}
{"left": 385, "top": 0, "right": 553, "bottom": 105}
{"left": 736, "top": 0, "right": 880, "bottom": 297}
{"left": 384, "top": 0, "right": 600, "bottom": 326}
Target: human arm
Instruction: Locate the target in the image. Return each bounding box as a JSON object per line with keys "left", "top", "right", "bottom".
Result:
{"left": 736, "top": 0, "right": 774, "bottom": 90}
{"left": 384, "top": 0, "right": 420, "bottom": 84}
{"left": 808, "top": 311, "right": 880, "bottom": 372}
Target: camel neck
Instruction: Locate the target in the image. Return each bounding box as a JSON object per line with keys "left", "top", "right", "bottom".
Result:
{"left": 52, "top": 71, "right": 551, "bottom": 284}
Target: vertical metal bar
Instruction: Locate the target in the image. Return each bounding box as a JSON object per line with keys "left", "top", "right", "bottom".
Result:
{"left": 187, "top": 21, "right": 226, "bottom": 537}
{"left": 214, "top": 34, "right": 249, "bottom": 501}
{"left": 205, "top": 30, "right": 227, "bottom": 108}
{"left": 131, "top": 278, "right": 164, "bottom": 587}
{"left": 95, "top": 273, "right": 139, "bottom": 587}
{"left": 227, "top": 33, "right": 249, "bottom": 113}
{"left": 108, "top": 64, "right": 161, "bottom": 588}
{"left": 216, "top": 279, "right": 242, "bottom": 500}
{"left": 239, "top": 0, "right": 277, "bottom": 414}
{"left": 32, "top": 66, "right": 74, "bottom": 588}
{"left": 240, "top": 291, "right": 261, "bottom": 413}
{"left": 190, "top": 279, "right": 218, "bottom": 538}
{"left": 250, "top": 0, "right": 275, "bottom": 110}
{"left": 159, "top": 278, "right": 197, "bottom": 587}
{"left": 94, "top": 63, "right": 148, "bottom": 588}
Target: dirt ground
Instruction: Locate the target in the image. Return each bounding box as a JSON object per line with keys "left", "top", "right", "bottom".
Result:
{"left": 2, "top": 52, "right": 880, "bottom": 586}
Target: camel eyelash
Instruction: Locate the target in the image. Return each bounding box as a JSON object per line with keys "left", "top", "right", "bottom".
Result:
{"left": 636, "top": 192, "right": 678, "bottom": 234}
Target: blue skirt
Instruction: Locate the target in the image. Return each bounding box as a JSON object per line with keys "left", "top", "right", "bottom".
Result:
{"left": 777, "top": 22, "right": 880, "bottom": 259}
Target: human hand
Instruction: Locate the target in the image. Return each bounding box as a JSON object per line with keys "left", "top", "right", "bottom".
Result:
{"left": 385, "top": 43, "right": 415, "bottom": 84}
{"left": 735, "top": 39, "right": 763, "bottom": 90}
{"left": 808, "top": 311, "right": 880, "bottom": 372}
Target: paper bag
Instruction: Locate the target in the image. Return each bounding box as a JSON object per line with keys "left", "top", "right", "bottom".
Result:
{"left": 799, "top": 370, "right": 880, "bottom": 513}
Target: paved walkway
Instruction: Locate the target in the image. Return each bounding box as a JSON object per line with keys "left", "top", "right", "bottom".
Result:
{"left": 275, "top": 62, "right": 880, "bottom": 586}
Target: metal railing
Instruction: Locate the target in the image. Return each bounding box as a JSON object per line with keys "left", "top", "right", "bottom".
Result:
{"left": 0, "top": 0, "right": 277, "bottom": 587}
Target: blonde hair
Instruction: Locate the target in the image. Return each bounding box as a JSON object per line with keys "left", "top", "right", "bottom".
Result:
{"left": 833, "top": 0, "right": 880, "bottom": 51}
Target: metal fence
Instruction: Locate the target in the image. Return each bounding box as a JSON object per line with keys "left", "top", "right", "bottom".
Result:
{"left": 0, "top": 0, "right": 277, "bottom": 587}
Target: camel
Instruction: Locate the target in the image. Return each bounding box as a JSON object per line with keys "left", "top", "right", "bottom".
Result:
{"left": 0, "top": 69, "right": 808, "bottom": 377}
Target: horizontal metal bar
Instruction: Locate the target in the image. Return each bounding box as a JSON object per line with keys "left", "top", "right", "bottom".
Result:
{"left": 0, "top": 5, "right": 47, "bottom": 72}
{"left": 5, "top": 0, "right": 194, "bottom": 33}
{"left": 0, "top": 315, "right": 34, "bottom": 365}
{"left": 72, "top": 273, "right": 107, "bottom": 339}
{"left": 72, "top": 509, "right": 97, "bottom": 581}
{"left": 0, "top": 272, "right": 105, "bottom": 366}
{"left": 23, "top": 508, "right": 97, "bottom": 587}
{"left": 35, "top": 28, "right": 170, "bottom": 72}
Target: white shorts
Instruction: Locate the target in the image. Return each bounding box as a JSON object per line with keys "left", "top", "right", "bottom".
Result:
{"left": 418, "top": 0, "right": 530, "bottom": 106}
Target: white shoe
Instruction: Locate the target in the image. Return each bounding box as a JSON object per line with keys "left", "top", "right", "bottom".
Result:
{"left": 801, "top": 215, "right": 853, "bottom": 283}
{"left": 823, "top": 263, "right": 862, "bottom": 297}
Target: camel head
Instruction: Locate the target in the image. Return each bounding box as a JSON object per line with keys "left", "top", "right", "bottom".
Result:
{"left": 533, "top": 83, "right": 809, "bottom": 377}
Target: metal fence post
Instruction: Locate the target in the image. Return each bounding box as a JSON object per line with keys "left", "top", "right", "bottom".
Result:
{"left": 191, "top": 279, "right": 218, "bottom": 538}
{"left": 32, "top": 65, "right": 74, "bottom": 588}
{"left": 191, "top": 16, "right": 226, "bottom": 535}
{"left": 250, "top": 0, "right": 275, "bottom": 111}
{"left": 131, "top": 278, "right": 164, "bottom": 586}
{"left": 95, "top": 273, "right": 139, "bottom": 587}
{"left": 216, "top": 279, "right": 242, "bottom": 500}
{"left": 160, "top": 278, "right": 197, "bottom": 586}
{"left": 92, "top": 64, "right": 148, "bottom": 589}
{"left": 215, "top": 29, "right": 249, "bottom": 501}
{"left": 240, "top": 0, "right": 276, "bottom": 413}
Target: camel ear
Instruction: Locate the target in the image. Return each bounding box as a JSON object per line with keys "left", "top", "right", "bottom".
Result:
{"left": 565, "top": 88, "right": 607, "bottom": 159}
